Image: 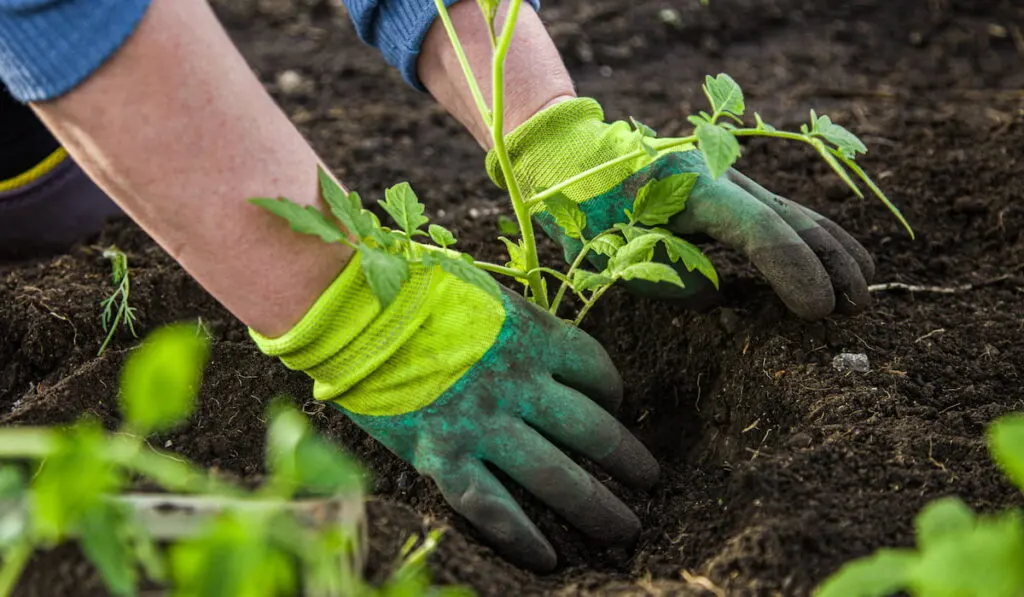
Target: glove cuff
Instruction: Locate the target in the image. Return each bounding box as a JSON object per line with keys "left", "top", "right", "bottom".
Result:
{"left": 250, "top": 251, "right": 505, "bottom": 416}
{"left": 250, "top": 251, "right": 435, "bottom": 402}
{"left": 484, "top": 97, "right": 643, "bottom": 207}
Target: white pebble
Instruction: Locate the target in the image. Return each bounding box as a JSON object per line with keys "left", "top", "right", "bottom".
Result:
{"left": 276, "top": 70, "right": 305, "bottom": 96}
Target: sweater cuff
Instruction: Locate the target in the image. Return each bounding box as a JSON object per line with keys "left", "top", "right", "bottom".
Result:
{"left": 0, "top": 0, "right": 152, "bottom": 102}
{"left": 343, "top": 0, "right": 541, "bottom": 91}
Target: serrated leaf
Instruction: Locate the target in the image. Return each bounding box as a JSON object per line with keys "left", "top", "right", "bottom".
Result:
{"left": 498, "top": 237, "right": 527, "bottom": 277}
{"left": 613, "top": 222, "right": 646, "bottom": 242}
{"left": 589, "top": 234, "right": 625, "bottom": 257}
{"left": 989, "top": 413, "right": 1024, "bottom": 491}
{"left": 658, "top": 234, "right": 720, "bottom": 288}
{"left": 631, "top": 173, "right": 698, "bottom": 226}
{"left": 428, "top": 224, "right": 457, "bottom": 249}
{"left": 497, "top": 215, "right": 520, "bottom": 236}
{"left": 422, "top": 252, "right": 502, "bottom": 301}
{"left": 814, "top": 549, "right": 916, "bottom": 597}
{"left": 704, "top": 73, "right": 745, "bottom": 117}
{"left": 120, "top": 323, "right": 210, "bottom": 435}
{"left": 630, "top": 117, "right": 658, "bottom": 138}
{"left": 914, "top": 497, "right": 977, "bottom": 551}
{"left": 544, "top": 194, "right": 587, "bottom": 240}
{"left": 696, "top": 122, "right": 741, "bottom": 179}
{"left": 573, "top": 270, "right": 614, "bottom": 292}
{"left": 608, "top": 233, "right": 662, "bottom": 273}
{"left": 359, "top": 245, "right": 410, "bottom": 307}
{"left": 250, "top": 198, "right": 344, "bottom": 244}
{"left": 380, "top": 182, "right": 429, "bottom": 236}
{"left": 812, "top": 113, "right": 868, "bottom": 159}
{"left": 616, "top": 262, "right": 685, "bottom": 288}
{"left": 317, "top": 166, "right": 377, "bottom": 238}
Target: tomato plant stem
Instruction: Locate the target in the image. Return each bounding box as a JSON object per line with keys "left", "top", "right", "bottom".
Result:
{"left": 489, "top": 0, "right": 549, "bottom": 308}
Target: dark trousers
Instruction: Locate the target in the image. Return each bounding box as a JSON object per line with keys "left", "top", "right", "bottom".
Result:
{"left": 0, "top": 82, "right": 123, "bottom": 260}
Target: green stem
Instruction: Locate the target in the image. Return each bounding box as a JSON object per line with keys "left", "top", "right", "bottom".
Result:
{"left": 432, "top": 0, "right": 491, "bottom": 126}
{"left": 474, "top": 261, "right": 524, "bottom": 280}
{"left": 0, "top": 542, "right": 32, "bottom": 597}
{"left": 730, "top": 128, "right": 814, "bottom": 144}
{"left": 573, "top": 285, "right": 612, "bottom": 326}
{"left": 524, "top": 136, "right": 697, "bottom": 210}
{"left": 489, "top": 0, "right": 549, "bottom": 309}
{"left": 549, "top": 243, "right": 596, "bottom": 316}
{"left": 524, "top": 267, "right": 573, "bottom": 286}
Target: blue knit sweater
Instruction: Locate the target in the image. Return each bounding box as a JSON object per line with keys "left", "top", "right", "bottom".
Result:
{"left": 0, "top": 0, "right": 540, "bottom": 102}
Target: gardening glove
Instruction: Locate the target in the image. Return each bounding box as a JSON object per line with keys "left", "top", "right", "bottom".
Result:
{"left": 251, "top": 251, "right": 659, "bottom": 572}
{"left": 486, "top": 98, "right": 877, "bottom": 320}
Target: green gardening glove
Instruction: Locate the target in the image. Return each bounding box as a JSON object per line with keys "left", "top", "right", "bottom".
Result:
{"left": 251, "top": 250, "right": 658, "bottom": 572}
{"left": 487, "top": 98, "right": 877, "bottom": 320}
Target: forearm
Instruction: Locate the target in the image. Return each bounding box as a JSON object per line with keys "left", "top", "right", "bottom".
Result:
{"left": 418, "top": 0, "right": 575, "bottom": 148}
{"left": 415, "top": 0, "right": 577, "bottom": 148}
{"left": 340, "top": 0, "right": 574, "bottom": 149}
{"left": 29, "top": 0, "right": 351, "bottom": 337}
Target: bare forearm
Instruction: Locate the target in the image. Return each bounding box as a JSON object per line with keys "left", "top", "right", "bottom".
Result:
{"left": 418, "top": 0, "right": 575, "bottom": 149}
{"left": 31, "top": 0, "right": 349, "bottom": 337}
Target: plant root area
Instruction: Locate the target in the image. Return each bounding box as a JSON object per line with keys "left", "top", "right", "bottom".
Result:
{"left": 2, "top": 0, "right": 1023, "bottom": 595}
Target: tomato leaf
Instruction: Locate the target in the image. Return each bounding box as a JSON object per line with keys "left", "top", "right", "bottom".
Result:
{"left": 631, "top": 173, "right": 698, "bottom": 226}
{"left": 380, "top": 182, "right": 429, "bottom": 237}
{"left": 696, "top": 122, "right": 741, "bottom": 179}
{"left": 704, "top": 73, "right": 745, "bottom": 117}
{"left": 359, "top": 244, "right": 410, "bottom": 307}
{"left": 543, "top": 195, "right": 588, "bottom": 240}
{"left": 249, "top": 198, "right": 345, "bottom": 244}
{"left": 428, "top": 224, "right": 457, "bottom": 249}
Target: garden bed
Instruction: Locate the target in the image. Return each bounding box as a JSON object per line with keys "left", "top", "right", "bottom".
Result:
{"left": 2, "top": 0, "right": 1022, "bottom": 594}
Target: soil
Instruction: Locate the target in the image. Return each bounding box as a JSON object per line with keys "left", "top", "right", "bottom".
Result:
{"left": 3, "top": 0, "right": 1023, "bottom": 595}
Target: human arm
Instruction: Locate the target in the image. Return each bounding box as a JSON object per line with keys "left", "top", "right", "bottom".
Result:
{"left": 13, "top": 0, "right": 349, "bottom": 337}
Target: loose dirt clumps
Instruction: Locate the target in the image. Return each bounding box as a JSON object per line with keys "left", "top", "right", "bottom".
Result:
{"left": 2, "top": 0, "right": 1022, "bottom": 595}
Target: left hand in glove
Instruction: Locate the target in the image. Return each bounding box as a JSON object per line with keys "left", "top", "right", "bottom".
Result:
{"left": 486, "top": 98, "right": 877, "bottom": 320}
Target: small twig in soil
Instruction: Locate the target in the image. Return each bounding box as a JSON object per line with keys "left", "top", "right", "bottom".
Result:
{"left": 914, "top": 328, "right": 946, "bottom": 343}
{"left": 681, "top": 570, "right": 727, "bottom": 597}
{"left": 869, "top": 282, "right": 973, "bottom": 294}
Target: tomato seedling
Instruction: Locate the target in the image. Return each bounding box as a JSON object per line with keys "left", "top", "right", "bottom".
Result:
{"left": 253, "top": 0, "right": 912, "bottom": 325}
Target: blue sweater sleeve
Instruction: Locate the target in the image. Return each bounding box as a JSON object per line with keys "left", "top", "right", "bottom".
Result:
{"left": 342, "top": 0, "right": 541, "bottom": 91}
{"left": 0, "top": 0, "right": 151, "bottom": 102}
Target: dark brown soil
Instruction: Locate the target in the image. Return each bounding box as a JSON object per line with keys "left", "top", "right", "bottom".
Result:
{"left": 3, "top": 0, "right": 1023, "bottom": 595}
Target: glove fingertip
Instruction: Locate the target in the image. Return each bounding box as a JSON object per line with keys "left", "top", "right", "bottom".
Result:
{"left": 460, "top": 486, "right": 558, "bottom": 572}
{"left": 598, "top": 431, "right": 660, "bottom": 491}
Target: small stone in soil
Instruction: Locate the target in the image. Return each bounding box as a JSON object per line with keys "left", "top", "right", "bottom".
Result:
{"left": 832, "top": 352, "right": 870, "bottom": 373}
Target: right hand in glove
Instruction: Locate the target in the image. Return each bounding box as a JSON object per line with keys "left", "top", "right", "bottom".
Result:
{"left": 251, "top": 250, "right": 659, "bottom": 572}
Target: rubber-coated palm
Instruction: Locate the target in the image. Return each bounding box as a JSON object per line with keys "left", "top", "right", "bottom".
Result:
{"left": 336, "top": 288, "right": 659, "bottom": 572}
